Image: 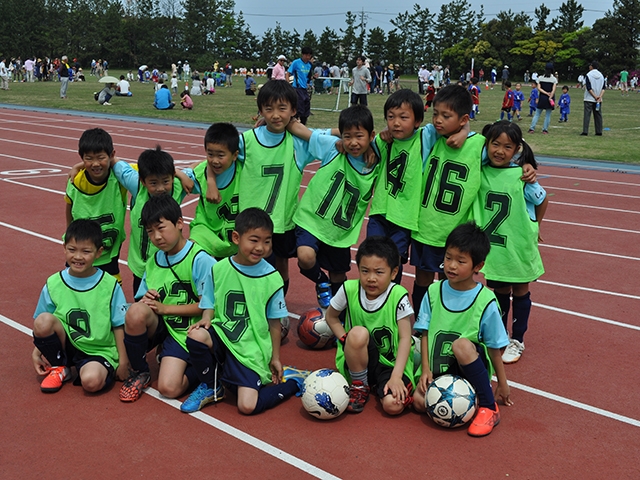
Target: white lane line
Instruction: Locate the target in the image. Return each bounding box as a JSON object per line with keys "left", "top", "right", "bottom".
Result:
{"left": 537, "top": 280, "right": 640, "bottom": 301}
{"left": 539, "top": 243, "right": 640, "bottom": 261}
{"left": 0, "top": 313, "right": 339, "bottom": 480}
{"left": 546, "top": 186, "right": 640, "bottom": 199}
{"left": 533, "top": 302, "right": 640, "bottom": 331}
{"left": 544, "top": 174, "right": 640, "bottom": 187}
{"left": 551, "top": 201, "right": 640, "bottom": 215}
{"left": 543, "top": 218, "right": 640, "bottom": 234}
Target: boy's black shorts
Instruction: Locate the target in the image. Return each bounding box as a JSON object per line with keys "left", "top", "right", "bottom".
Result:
{"left": 207, "top": 327, "right": 263, "bottom": 391}
{"left": 295, "top": 226, "right": 351, "bottom": 274}
{"left": 366, "top": 214, "right": 411, "bottom": 262}
{"left": 272, "top": 229, "right": 297, "bottom": 259}
{"left": 64, "top": 340, "right": 116, "bottom": 385}
{"left": 410, "top": 240, "right": 445, "bottom": 273}
{"left": 345, "top": 335, "right": 413, "bottom": 398}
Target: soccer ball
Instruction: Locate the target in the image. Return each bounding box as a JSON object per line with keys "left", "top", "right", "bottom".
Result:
{"left": 280, "top": 317, "right": 290, "bottom": 341}
{"left": 426, "top": 374, "right": 477, "bottom": 428}
{"left": 297, "top": 308, "right": 335, "bottom": 349}
{"left": 301, "top": 369, "right": 350, "bottom": 420}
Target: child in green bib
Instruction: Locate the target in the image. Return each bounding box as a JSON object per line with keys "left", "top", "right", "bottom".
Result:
{"left": 65, "top": 128, "right": 127, "bottom": 283}
{"left": 180, "top": 208, "right": 305, "bottom": 415}
{"left": 32, "top": 220, "right": 129, "bottom": 394}
{"left": 413, "top": 222, "right": 512, "bottom": 437}
{"left": 473, "top": 121, "right": 548, "bottom": 365}
{"left": 325, "top": 236, "right": 415, "bottom": 415}
{"left": 287, "top": 105, "right": 379, "bottom": 309}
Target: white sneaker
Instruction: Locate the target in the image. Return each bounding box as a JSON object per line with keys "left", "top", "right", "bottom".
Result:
{"left": 103, "top": 101, "right": 111, "bottom": 106}
{"left": 502, "top": 339, "right": 525, "bottom": 364}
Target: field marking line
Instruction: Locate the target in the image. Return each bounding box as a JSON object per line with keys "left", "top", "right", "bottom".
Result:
{"left": 532, "top": 302, "right": 640, "bottom": 331}
{"left": 546, "top": 185, "right": 640, "bottom": 199}
{"left": 537, "top": 280, "right": 640, "bottom": 301}
{"left": 543, "top": 218, "right": 640, "bottom": 234}
{"left": 551, "top": 201, "right": 640, "bottom": 215}
{"left": 0, "top": 313, "right": 339, "bottom": 480}
{"left": 544, "top": 174, "right": 640, "bottom": 187}
{"left": 539, "top": 243, "right": 640, "bottom": 261}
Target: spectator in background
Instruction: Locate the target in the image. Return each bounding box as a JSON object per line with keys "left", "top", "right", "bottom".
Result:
{"left": 581, "top": 61, "right": 605, "bottom": 136}
{"left": 272, "top": 55, "right": 287, "bottom": 81}
{"left": 25, "top": 57, "right": 35, "bottom": 82}
{"left": 116, "top": 75, "right": 132, "bottom": 96}
{"left": 59, "top": 56, "right": 70, "bottom": 99}
{"left": 0, "top": 58, "right": 9, "bottom": 90}
{"left": 154, "top": 84, "right": 175, "bottom": 109}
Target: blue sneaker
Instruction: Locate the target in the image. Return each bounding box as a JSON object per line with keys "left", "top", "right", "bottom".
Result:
{"left": 282, "top": 366, "right": 312, "bottom": 397}
{"left": 316, "top": 282, "right": 332, "bottom": 309}
{"left": 180, "top": 382, "right": 225, "bottom": 413}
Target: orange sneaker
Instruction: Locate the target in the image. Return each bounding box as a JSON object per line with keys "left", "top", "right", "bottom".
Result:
{"left": 468, "top": 403, "right": 500, "bottom": 437}
{"left": 41, "top": 366, "right": 71, "bottom": 393}
{"left": 119, "top": 371, "right": 151, "bottom": 402}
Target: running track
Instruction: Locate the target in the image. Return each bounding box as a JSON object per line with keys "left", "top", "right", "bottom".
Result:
{"left": 1, "top": 106, "right": 639, "bottom": 479}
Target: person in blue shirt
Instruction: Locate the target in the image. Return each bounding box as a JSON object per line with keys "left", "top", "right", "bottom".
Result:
{"left": 559, "top": 86, "right": 571, "bottom": 122}
{"left": 286, "top": 46, "right": 314, "bottom": 125}
{"left": 154, "top": 83, "right": 175, "bottom": 110}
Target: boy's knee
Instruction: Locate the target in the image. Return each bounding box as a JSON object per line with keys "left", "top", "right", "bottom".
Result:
{"left": 33, "top": 313, "right": 58, "bottom": 336}
{"left": 157, "top": 380, "right": 183, "bottom": 399}
{"left": 187, "top": 327, "right": 209, "bottom": 344}
{"left": 413, "top": 392, "right": 427, "bottom": 413}
{"left": 81, "top": 375, "right": 106, "bottom": 393}
{"left": 237, "top": 398, "right": 257, "bottom": 415}
{"left": 125, "top": 303, "right": 153, "bottom": 331}
{"left": 297, "top": 247, "right": 316, "bottom": 269}
{"left": 345, "top": 326, "right": 369, "bottom": 346}
{"left": 382, "top": 396, "right": 405, "bottom": 416}
{"left": 452, "top": 338, "right": 478, "bottom": 363}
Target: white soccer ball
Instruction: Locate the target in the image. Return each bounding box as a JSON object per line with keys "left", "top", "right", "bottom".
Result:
{"left": 426, "top": 374, "right": 477, "bottom": 428}
{"left": 301, "top": 369, "right": 350, "bottom": 420}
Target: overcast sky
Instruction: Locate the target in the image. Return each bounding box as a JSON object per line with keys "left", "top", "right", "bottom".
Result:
{"left": 233, "top": 0, "right": 612, "bottom": 36}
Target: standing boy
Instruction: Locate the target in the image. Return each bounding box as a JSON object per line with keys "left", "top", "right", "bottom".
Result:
{"left": 189, "top": 123, "right": 242, "bottom": 258}
{"left": 527, "top": 81, "right": 539, "bottom": 116}
{"left": 512, "top": 83, "right": 525, "bottom": 121}
{"left": 559, "top": 86, "right": 571, "bottom": 122}
{"left": 349, "top": 56, "right": 372, "bottom": 106}
{"left": 32, "top": 220, "right": 129, "bottom": 393}
{"left": 413, "top": 222, "right": 512, "bottom": 437}
{"left": 500, "top": 81, "right": 514, "bottom": 121}
{"left": 287, "top": 105, "right": 379, "bottom": 307}
{"left": 66, "top": 128, "right": 127, "bottom": 283}
{"left": 468, "top": 77, "right": 480, "bottom": 119}
{"left": 287, "top": 46, "right": 314, "bottom": 125}
{"left": 180, "top": 208, "right": 303, "bottom": 414}
{"left": 119, "top": 195, "right": 215, "bottom": 402}
{"left": 325, "top": 236, "right": 415, "bottom": 415}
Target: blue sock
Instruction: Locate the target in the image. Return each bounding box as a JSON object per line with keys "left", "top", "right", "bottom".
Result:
{"left": 511, "top": 292, "right": 531, "bottom": 343}
{"left": 124, "top": 331, "right": 150, "bottom": 373}
{"left": 186, "top": 336, "right": 215, "bottom": 388}
{"left": 251, "top": 380, "right": 299, "bottom": 414}
{"left": 460, "top": 356, "right": 496, "bottom": 410}
{"left": 33, "top": 332, "right": 66, "bottom": 367}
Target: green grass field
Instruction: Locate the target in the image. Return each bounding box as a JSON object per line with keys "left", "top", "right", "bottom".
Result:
{"left": 1, "top": 70, "right": 639, "bottom": 163}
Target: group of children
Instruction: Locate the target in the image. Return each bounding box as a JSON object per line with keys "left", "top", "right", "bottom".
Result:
{"left": 32, "top": 78, "right": 548, "bottom": 437}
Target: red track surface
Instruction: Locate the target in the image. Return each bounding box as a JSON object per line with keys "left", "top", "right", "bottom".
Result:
{"left": 2, "top": 108, "right": 639, "bottom": 479}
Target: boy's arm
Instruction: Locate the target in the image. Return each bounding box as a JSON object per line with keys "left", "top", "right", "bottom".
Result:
{"left": 445, "top": 122, "right": 470, "bottom": 148}
{"left": 268, "top": 318, "right": 283, "bottom": 384}
{"left": 113, "top": 326, "right": 130, "bottom": 381}
{"left": 65, "top": 202, "right": 73, "bottom": 226}
{"left": 189, "top": 308, "right": 214, "bottom": 332}
{"left": 383, "top": 315, "right": 412, "bottom": 404}
{"left": 32, "top": 347, "right": 51, "bottom": 375}
{"left": 204, "top": 162, "right": 221, "bottom": 204}
{"left": 175, "top": 168, "right": 194, "bottom": 195}
{"left": 325, "top": 305, "right": 346, "bottom": 341}
{"left": 140, "top": 289, "right": 204, "bottom": 317}
{"left": 286, "top": 118, "right": 313, "bottom": 142}
{"left": 488, "top": 347, "right": 513, "bottom": 406}
{"left": 417, "top": 333, "right": 433, "bottom": 395}
{"left": 67, "top": 162, "right": 84, "bottom": 183}
{"left": 535, "top": 195, "right": 549, "bottom": 242}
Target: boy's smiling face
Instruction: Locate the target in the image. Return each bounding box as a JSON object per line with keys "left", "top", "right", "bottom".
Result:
{"left": 142, "top": 174, "right": 174, "bottom": 196}
{"left": 341, "top": 125, "right": 375, "bottom": 158}
{"left": 357, "top": 254, "right": 398, "bottom": 300}
{"left": 232, "top": 227, "right": 273, "bottom": 266}
{"left": 82, "top": 150, "right": 113, "bottom": 184}
{"left": 64, "top": 238, "right": 102, "bottom": 278}
{"left": 205, "top": 142, "right": 238, "bottom": 175}
{"left": 260, "top": 99, "right": 296, "bottom": 134}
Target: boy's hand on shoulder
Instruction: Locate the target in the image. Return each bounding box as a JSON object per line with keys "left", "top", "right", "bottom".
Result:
{"left": 378, "top": 127, "right": 393, "bottom": 143}
{"left": 364, "top": 147, "right": 378, "bottom": 168}
{"left": 32, "top": 347, "right": 50, "bottom": 375}
{"left": 206, "top": 187, "right": 222, "bottom": 204}
{"left": 496, "top": 383, "right": 513, "bottom": 406}
{"left": 417, "top": 370, "right": 433, "bottom": 395}
{"left": 68, "top": 162, "right": 84, "bottom": 184}
{"left": 446, "top": 122, "right": 470, "bottom": 149}
{"left": 384, "top": 376, "right": 408, "bottom": 404}
{"left": 521, "top": 164, "right": 537, "bottom": 183}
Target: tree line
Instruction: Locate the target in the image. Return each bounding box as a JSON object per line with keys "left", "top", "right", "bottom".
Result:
{"left": 0, "top": 0, "right": 638, "bottom": 79}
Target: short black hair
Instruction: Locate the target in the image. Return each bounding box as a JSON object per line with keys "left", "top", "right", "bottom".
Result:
{"left": 140, "top": 194, "right": 182, "bottom": 229}
{"left": 301, "top": 46, "right": 313, "bottom": 55}
{"left": 562, "top": 85, "right": 569, "bottom": 90}
{"left": 64, "top": 219, "right": 103, "bottom": 250}
{"left": 137, "top": 145, "right": 175, "bottom": 181}
{"left": 204, "top": 122, "right": 240, "bottom": 152}
{"left": 384, "top": 89, "right": 424, "bottom": 124}
{"left": 234, "top": 207, "right": 273, "bottom": 236}
{"left": 257, "top": 79, "right": 297, "bottom": 112}
{"left": 78, "top": 128, "right": 114, "bottom": 157}
{"left": 445, "top": 222, "right": 490, "bottom": 267}
{"left": 338, "top": 105, "right": 374, "bottom": 134}
{"left": 355, "top": 236, "right": 400, "bottom": 270}
{"left": 504, "top": 80, "right": 512, "bottom": 88}
{"left": 433, "top": 85, "right": 473, "bottom": 118}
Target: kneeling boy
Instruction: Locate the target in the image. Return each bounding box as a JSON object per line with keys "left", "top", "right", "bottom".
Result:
{"left": 413, "top": 222, "right": 513, "bottom": 437}
{"left": 180, "top": 208, "right": 303, "bottom": 414}
{"left": 119, "top": 195, "right": 215, "bottom": 402}
{"left": 325, "top": 236, "right": 415, "bottom": 415}
{"left": 32, "top": 220, "right": 129, "bottom": 393}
